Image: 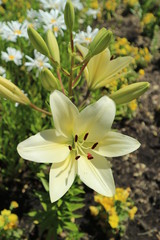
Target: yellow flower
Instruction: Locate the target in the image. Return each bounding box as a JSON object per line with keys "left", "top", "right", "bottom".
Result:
{"left": 108, "top": 207, "right": 119, "bottom": 228}
{"left": 129, "top": 206, "right": 137, "bottom": 220}
{"left": 10, "top": 201, "right": 19, "bottom": 209}
{"left": 114, "top": 187, "right": 130, "bottom": 202}
{"left": 0, "top": 215, "right": 5, "bottom": 228}
{"left": 91, "top": 0, "right": 99, "bottom": 9}
{"left": 142, "top": 13, "right": 156, "bottom": 25}
{"left": 8, "top": 214, "right": 19, "bottom": 226}
{"left": 129, "top": 100, "right": 137, "bottom": 111}
{"left": 1, "top": 209, "right": 11, "bottom": 216}
{"left": 139, "top": 69, "right": 145, "bottom": 76}
{"left": 89, "top": 206, "right": 99, "bottom": 216}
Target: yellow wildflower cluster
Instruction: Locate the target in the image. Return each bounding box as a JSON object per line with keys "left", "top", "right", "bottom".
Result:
{"left": 1, "top": 0, "right": 31, "bottom": 20}
{"left": 123, "top": 0, "right": 139, "bottom": 7}
{"left": 0, "top": 201, "right": 19, "bottom": 231}
{"left": 90, "top": 188, "right": 137, "bottom": 232}
{"left": 105, "top": 0, "right": 118, "bottom": 12}
{"left": 114, "top": 37, "right": 152, "bottom": 65}
{"left": 141, "top": 13, "right": 156, "bottom": 26}
{"left": 90, "top": 0, "right": 99, "bottom": 9}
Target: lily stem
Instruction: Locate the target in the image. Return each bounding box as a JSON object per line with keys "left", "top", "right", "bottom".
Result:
{"left": 69, "top": 32, "right": 74, "bottom": 97}
{"left": 30, "top": 103, "right": 52, "bottom": 116}
{"left": 72, "top": 60, "right": 88, "bottom": 87}
{"left": 57, "top": 69, "right": 65, "bottom": 95}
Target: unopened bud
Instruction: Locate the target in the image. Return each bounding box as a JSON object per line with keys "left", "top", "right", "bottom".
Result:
{"left": 27, "top": 27, "right": 49, "bottom": 56}
{"left": 0, "top": 76, "right": 30, "bottom": 104}
{"left": 110, "top": 82, "right": 150, "bottom": 105}
{"left": 64, "top": 0, "right": 75, "bottom": 32}
{"left": 46, "top": 30, "right": 60, "bottom": 65}
{"left": 85, "top": 28, "right": 112, "bottom": 61}
{"left": 40, "top": 68, "right": 59, "bottom": 91}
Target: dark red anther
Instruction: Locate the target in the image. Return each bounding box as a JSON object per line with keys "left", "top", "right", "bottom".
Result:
{"left": 87, "top": 153, "right": 94, "bottom": 160}
{"left": 75, "top": 155, "right": 80, "bottom": 160}
{"left": 84, "top": 132, "right": 89, "bottom": 141}
{"left": 75, "top": 135, "right": 78, "bottom": 142}
{"left": 68, "top": 145, "right": 72, "bottom": 151}
{"left": 91, "top": 142, "right": 98, "bottom": 149}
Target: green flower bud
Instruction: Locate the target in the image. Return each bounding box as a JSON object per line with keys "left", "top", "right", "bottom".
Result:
{"left": 110, "top": 82, "right": 150, "bottom": 105}
{"left": 27, "top": 27, "right": 49, "bottom": 56}
{"left": 46, "top": 30, "right": 60, "bottom": 65}
{"left": 0, "top": 76, "right": 30, "bottom": 104}
{"left": 85, "top": 28, "right": 112, "bottom": 61}
{"left": 40, "top": 68, "right": 59, "bottom": 91}
{"left": 64, "top": 0, "right": 75, "bottom": 32}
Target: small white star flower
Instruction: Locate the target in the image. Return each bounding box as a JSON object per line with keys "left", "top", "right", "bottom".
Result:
{"left": 86, "top": 8, "right": 100, "bottom": 19}
{"left": 1, "top": 21, "right": 28, "bottom": 42}
{"left": 17, "top": 90, "right": 140, "bottom": 202}
{"left": 27, "top": 9, "right": 41, "bottom": 29}
{"left": 1, "top": 47, "right": 23, "bottom": 66}
{"left": 39, "top": 0, "right": 64, "bottom": 10}
{"left": 0, "top": 66, "right": 6, "bottom": 77}
{"left": 39, "top": 9, "right": 66, "bottom": 36}
{"left": 25, "top": 50, "right": 52, "bottom": 76}
{"left": 74, "top": 26, "right": 99, "bottom": 45}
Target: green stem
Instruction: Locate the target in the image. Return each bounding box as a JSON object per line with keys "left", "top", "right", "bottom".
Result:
{"left": 72, "top": 61, "right": 88, "bottom": 87}
{"left": 30, "top": 103, "right": 52, "bottom": 116}
{"left": 69, "top": 32, "right": 74, "bottom": 97}
{"left": 57, "top": 69, "right": 65, "bottom": 95}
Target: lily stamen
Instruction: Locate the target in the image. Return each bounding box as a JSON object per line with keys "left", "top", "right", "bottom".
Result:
{"left": 84, "top": 132, "right": 89, "bottom": 141}
{"left": 75, "top": 155, "right": 80, "bottom": 160}
{"left": 75, "top": 134, "right": 78, "bottom": 142}
{"left": 68, "top": 145, "right": 72, "bottom": 151}
{"left": 91, "top": 142, "right": 98, "bottom": 149}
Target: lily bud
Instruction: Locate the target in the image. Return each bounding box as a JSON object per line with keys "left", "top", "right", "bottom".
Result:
{"left": 110, "top": 82, "right": 150, "bottom": 105}
{"left": 46, "top": 30, "right": 60, "bottom": 65}
{"left": 0, "top": 76, "right": 30, "bottom": 104}
{"left": 64, "top": 0, "right": 75, "bottom": 32}
{"left": 85, "top": 28, "right": 112, "bottom": 61}
{"left": 27, "top": 27, "right": 49, "bottom": 56}
{"left": 40, "top": 68, "right": 59, "bottom": 91}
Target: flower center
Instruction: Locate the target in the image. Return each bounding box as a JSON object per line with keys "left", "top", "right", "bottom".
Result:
{"left": 51, "top": 19, "right": 56, "bottom": 23}
{"left": 14, "top": 30, "right": 22, "bottom": 35}
{"left": 68, "top": 133, "right": 98, "bottom": 161}
{"left": 9, "top": 55, "right": 15, "bottom": 60}
{"left": 85, "top": 37, "right": 92, "bottom": 42}
{"left": 53, "top": 26, "right": 59, "bottom": 32}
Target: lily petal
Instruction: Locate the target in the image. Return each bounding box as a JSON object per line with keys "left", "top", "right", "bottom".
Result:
{"left": 17, "top": 129, "right": 70, "bottom": 163}
{"left": 75, "top": 96, "right": 116, "bottom": 141}
{"left": 95, "top": 56, "right": 133, "bottom": 89}
{"left": 49, "top": 153, "right": 76, "bottom": 202}
{"left": 50, "top": 90, "right": 79, "bottom": 137}
{"left": 93, "top": 131, "right": 140, "bottom": 157}
{"left": 78, "top": 152, "right": 115, "bottom": 197}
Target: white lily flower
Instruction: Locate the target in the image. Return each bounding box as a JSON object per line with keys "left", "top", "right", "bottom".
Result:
{"left": 76, "top": 44, "right": 133, "bottom": 89}
{"left": 17, "top": 91, "right": 140, "bottom": 202}
{"left": 25, "top": 50, "right": 52, "bottom": 77}
{"left": 1, "top": 47, "right": 23, "bottom": 66}
{"left": 74, "top": 26, "right": 99, "bottom": 45}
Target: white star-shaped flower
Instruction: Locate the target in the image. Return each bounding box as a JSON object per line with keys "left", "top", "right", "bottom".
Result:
{"left": 17, "top": 91, "right": 140, "bottom": 202}
{"left": 1, "top": 47, "right": 23, "bottom": 66}
{"left": 74, "top": 26, "right": 99, "bottom": 45}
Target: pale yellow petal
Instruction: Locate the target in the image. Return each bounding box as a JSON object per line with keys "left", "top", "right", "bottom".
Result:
{"left": 93, "top": 131, "right": 140, "bottom": 157}
{"left": 50, "top": 90, "right": 79, "bottom": 137}
{"left": 17, "top": 129, "right": 70, "bottom": 163}
{"left": 78, "top": 152, "right": 115, "bottom": 197}
{"left": 75, "top": 96, "right": 116, "bottom": 141}
{"left": 49, "top": 153, "right": 77, "bottom": 202}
